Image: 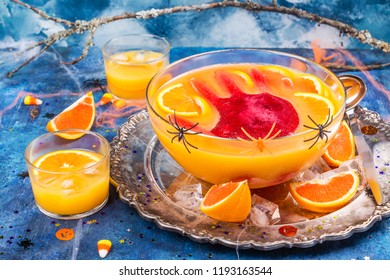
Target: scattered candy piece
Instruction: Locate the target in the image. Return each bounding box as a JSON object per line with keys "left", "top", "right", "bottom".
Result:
{"left": 99, "top": 93, "right": 114, "bottom": 105}
{"left": 112, "top": 98, "right": 127, "bottom": 108}
{"left": 97, "top": 239, "right": 112, "bottom": 258}
{"left": 55, "top": 228, "right": 75, "bottom": 241}
{"left": 24, "top": 95, "right": 42, "bottom": 106}
{"left": 278, "top": 225, "right": 298, "bottom": 237}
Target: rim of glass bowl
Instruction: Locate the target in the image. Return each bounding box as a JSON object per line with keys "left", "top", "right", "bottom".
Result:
{"left": 146, "top": 48, "right": 346, "bottom": 142}
{"left": 24, "top": 129, "right": 110, "bottom": 175}
{"left": 102, "top": 33, "right": 171, "bottom": 66}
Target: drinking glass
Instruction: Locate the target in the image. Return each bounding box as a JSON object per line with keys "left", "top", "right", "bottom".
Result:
{"left": 24, "top": 129, "right": 110, "bottom": 220}
{"left": 102, "top": 34, "right": 170, "bottom": 100}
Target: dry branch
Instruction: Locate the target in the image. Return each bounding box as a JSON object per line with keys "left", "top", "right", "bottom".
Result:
{"left": 7, "top": 0, "right": 390, "bottom": 78}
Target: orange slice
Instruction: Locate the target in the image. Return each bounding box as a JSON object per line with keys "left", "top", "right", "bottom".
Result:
{"left": 200, "top": 180, "right": 251, "bottom": 222}
{"left": 322, "top": 121, "right": 356, "bottom": 167}
{"left": 260, "top": 65, "right": 294, "bottom": 78}
{"left": 289, "top": 170, "right": 360, "bottom": 213}
{"left": 46, "top": 92, "right": 95, "bottom": 139}
{"left": 227, "top": 70, "right": 254, "bottom": 87}
{"left": 296, "top": 74, "right": 326, "bottom": 96}
{"left": 294, "top": 92, "right": 335, "bottom": 125}
{"left": 34, "top": 149, "right": 103, "bottom": 172}
{"left": 156, "top": 83, "right": 204, "bottom": 117}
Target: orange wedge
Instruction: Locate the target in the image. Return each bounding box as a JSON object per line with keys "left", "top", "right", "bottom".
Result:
{"left": 46, "top": 92, "right": 95, "bottom": 139}
{"left": 200, "top": 180, "right": 251, "bottom": 222}
{"left": 322, "top": 121, "right": 356, "bottom": 167}
{"left": 156, "top": 83, "right": 204, "bottom": 117}
{"left": 289, "top": 170, "right": 360, "bottom": 213}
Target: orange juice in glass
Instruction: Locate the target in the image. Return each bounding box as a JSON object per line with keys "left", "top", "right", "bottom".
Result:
{"left": 147, "top": 49, "right": 346, "bottom": 188}
{"left": 24, "top": 129, "right": 110, "bottom": 219}
{"left": 102, "top": 34, "right": 170, "bottom": 100}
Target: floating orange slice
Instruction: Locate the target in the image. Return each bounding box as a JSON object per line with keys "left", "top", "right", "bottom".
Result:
{"left": 289, "top": 170, "right": 360, "bottom": 213}
{"left": 46, "top": 91, "right": 95, "bottom": 139}
{"left": 294, "top": 92, "right": 335, "bottom": 125}
{"left": 34, "top": 149, "right": 103, "bottom": 172}
{"left": 322, "top": 121, "right": 356, "bottom": 167}
{"left": 156, "top": 83, "right": 203, "bottom": 117}
{"left": 298, "top": 74, "right": 326, "bottom": 96}
{"left": 200, "top": 180, "right": 251, "bottom": 222}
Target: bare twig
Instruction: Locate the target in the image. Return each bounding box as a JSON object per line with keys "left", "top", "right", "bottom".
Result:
{"left": 12, "top": 0, "right": 74, "bottom": 27}
{"left": 61, "top": 28, "right": 96, "bottom": 65}
{"left": 324, "top": 62, "right": 390, "bottom": 71}
{"left": 7, "top": 0, "right": 390, "bottom": 77}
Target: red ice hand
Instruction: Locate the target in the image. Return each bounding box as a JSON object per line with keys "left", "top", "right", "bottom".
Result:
{"left": 191, "top": 70, "right": 299, "bottom": 139}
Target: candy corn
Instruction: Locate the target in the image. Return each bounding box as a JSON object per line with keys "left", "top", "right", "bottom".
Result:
{"left": 112, "top": 98, "right": 127, "bottom": 108}
{"left": 97, "top": 239, "right": 112, "bottom": 258}
{"left": 24, "top": 95, "right": 42, "bottom": 106}
{"left": 99, "top": 93, "right": 114, "bottom": 105}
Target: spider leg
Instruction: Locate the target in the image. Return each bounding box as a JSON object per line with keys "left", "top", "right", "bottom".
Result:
{"left": 304, "top": 134, "right": 320, "bottom": 142}
{"left": 308, "top": 135, "right": 320, "bottom": 149}
{"left": 167, "top": 115, "right": 180, "bottom": 130}
{"left": 240, "top": 127, "right": 257, "bottom": 141}
{"left": 183, "top": 122, "right": 200, "bottom": 132}
{"left": 183, "top": 137, "right": 198, "bottom": 149}
{"left": 170, "top": 134, "right": 179, "bottom": 143}
{"left": 307, "top": 115, "right": 320, "bottom": 127}
{"left": 173, "top": 111, "right": 180, "bottom": 128}
{"left": 98, "top": 85, "right": 106, "bottom": 94}
{"left": 324, "top": 132, "right": 329, "bottom": 143}
{"left": 182, "top": 138, "right": 191, "bottom": 153}
{"left": 167, "top": 130, "right": 179, "bottom": 135}
{"left": 303, "top": 124, "right": 319, "bottom": 130}
{"left": 263, "top": 122, "right": 281, "bottom": 140}
{"left": 322, "top": 110, "right": 334, "bottom": 129}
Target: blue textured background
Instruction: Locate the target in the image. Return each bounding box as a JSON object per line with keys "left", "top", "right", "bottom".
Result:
{"left": 0, "top": 0, "right": 389, "bottom": 260}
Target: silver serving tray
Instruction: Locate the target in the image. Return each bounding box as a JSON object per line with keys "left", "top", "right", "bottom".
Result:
{"left": 110, "top": 108, "right": 390, "bottom": 250}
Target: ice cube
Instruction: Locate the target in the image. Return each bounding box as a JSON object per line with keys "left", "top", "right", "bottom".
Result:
{"left": 112, "top": 53, "right": 128, "bottom": 61}
{"left": 172, "top": 184, "right": 203, "bottom": 213}
{"left": 249, "top": 194, "right": 280, "bottom": 226}
{"left": 134, "top": 51, "right": 145, "bottom": 62}
{"left": 61, "top": 179, "right": 77, "bottom": 195}
{"left": 294, "top": 157, "right": 332, "bottom": 182}
{"left": 61, "top": 179, "right": 74, "bottom": 189}
{"left": 84, "top": 162, "right": 98, "bottom": 175}
{"left": 250, "top": 207, "right": 270, "bottom": 227}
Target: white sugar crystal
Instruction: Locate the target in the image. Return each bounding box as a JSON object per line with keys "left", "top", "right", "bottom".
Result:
{"left": 172, "top": 184, "right": 203, "bottom": 212}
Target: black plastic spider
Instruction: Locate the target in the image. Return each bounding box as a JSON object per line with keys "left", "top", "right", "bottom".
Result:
{"left": 83, "top": 78, "right": 107, "bottom": 94}
{"left": 364, "top": 187, "right": 374, "bottom": 197}
{"left": 17, "top": 238, "right": 34, "bottom": 250}
{"left": 167, "top": 112, "right": 202, "bottom": 153}
{"left": 303, "top": 109, "right": 333, "bottom": 149}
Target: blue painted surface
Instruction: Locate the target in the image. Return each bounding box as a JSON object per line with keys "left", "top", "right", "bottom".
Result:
{"left": 0, "top": 0, "right": 390, "bottom": 260}
{"left": 0, "top": 45, "right": 390, "bottom": 260}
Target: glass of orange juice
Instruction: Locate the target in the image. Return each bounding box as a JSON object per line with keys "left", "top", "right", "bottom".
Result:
{"left": 24, "top": 129, "right": 110, "bottom": 220}
{"left": 102, "top": 34, "right": 170, "bottom": 100}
